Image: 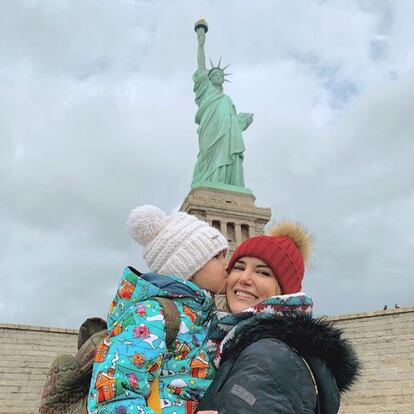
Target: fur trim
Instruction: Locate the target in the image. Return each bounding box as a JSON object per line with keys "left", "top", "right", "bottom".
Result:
{"left": 268, "top": 221, "right": 312, "bottom": 263}
{"left": 221, "top": 313, "right": 360, "bottom": 393}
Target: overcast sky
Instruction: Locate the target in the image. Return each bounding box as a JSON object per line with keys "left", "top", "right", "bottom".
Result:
{"left": 1, "top": 0, "right": 413, "bottom": 329}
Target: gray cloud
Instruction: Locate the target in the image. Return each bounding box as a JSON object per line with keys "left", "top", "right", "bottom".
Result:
{"left": 1, "top": 0, "right": 413, "bottom": 328}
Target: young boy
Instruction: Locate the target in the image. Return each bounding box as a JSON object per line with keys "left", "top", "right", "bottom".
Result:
{"left": 88, "top": 205, "right": 228, "bottom": 414}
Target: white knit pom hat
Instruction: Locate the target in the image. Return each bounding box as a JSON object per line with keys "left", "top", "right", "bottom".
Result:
{"left": 127, "top": 205, "right": 228, "bottom": 280}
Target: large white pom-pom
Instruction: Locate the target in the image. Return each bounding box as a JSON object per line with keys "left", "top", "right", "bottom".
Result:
{"left": 127, "top": 205, "right": 168, "bottom": 245}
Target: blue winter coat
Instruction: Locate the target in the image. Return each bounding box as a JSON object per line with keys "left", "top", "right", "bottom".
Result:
{"left": 88, "top": 267, "right": 216, "bottom": 414}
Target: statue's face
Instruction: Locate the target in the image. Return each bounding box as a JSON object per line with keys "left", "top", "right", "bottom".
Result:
{"left": 209, "top": 69, "right": 224, "bottom": 86}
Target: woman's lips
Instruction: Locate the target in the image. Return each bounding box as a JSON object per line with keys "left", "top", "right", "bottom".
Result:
{"left": 234, "top": 289, "right": 258, "bottom": 300}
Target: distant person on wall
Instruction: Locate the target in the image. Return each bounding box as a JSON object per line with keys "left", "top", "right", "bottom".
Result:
{"left": 88, "top": 205, "right": 229, "bottom": 414}
{"left": 197, "top": 222, "right": 360, "bottom": 414}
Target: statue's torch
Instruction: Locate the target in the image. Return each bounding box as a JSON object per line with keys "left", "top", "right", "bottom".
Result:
{"left": 194, "top": 17, "right": 208, "bottom": 33}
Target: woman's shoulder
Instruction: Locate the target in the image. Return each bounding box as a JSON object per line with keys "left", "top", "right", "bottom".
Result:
{"left": 212, "top": 337, "right": 317, "bottom": 414}
{"left": 237, "top": 340, "right": 341, "bottom": 414}
{"left": 234, "top": 337, "right": 299, "bottom": 370}
{"left": 223, "top": 313, "right": 360, "bottom": 394}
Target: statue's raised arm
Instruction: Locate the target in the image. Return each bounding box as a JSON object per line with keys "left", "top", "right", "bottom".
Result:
{"left": 191, "top": 19, "right": 254, "bottom": 194}
{"left": 195, "top": 19, "right": 207, "bottom": 72}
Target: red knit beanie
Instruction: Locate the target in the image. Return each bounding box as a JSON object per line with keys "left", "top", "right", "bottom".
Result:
{"left": 227, "top": 222, "right": 312, "bottom": 294}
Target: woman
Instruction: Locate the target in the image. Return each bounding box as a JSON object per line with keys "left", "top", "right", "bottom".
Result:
{"left": 197, "top": 222, "right": 360, "bottom": 414}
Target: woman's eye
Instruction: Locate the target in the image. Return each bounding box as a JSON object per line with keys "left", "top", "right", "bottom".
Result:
{"left": 233, "top": 265, "right": 244, "bottom": 271}
{"left": 258, "top": 271, "right": 271, "bottom": 277}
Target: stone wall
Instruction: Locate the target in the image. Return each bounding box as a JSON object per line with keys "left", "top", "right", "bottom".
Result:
{"left": 329, "top": 307, "right": 414, "bottom": 414}
{"left": 0, "top": 323, "right": 78, "bottom": 414}
{"left": 1, "top": 307, "right": 413, "bottom": 413}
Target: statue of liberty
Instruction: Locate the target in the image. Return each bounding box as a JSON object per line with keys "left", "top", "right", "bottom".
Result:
{"left": 191, "top": 19, "right": 254, "bottom": 193}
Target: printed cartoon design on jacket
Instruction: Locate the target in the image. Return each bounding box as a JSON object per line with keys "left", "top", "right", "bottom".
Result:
{"left": 94, "top": 352, "right": 128, "bottom": 403}
{"left": 88, "top": 267, "right": 216, "bottom": 414}
{"left": 189, "top": 351, "right": 209, "bottom": 379}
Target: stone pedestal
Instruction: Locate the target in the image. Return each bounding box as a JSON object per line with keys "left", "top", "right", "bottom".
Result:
{"left": 180, "top": 187, "right": 272, "bottom": 256}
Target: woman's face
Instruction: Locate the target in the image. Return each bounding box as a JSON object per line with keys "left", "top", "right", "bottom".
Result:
{"left": 226, "top": 256, "right": 281, "bottom": 313}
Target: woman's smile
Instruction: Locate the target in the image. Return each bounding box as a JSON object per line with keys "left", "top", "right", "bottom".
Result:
{"left": 233, "top": 289, "right": 258, "bottom": 300}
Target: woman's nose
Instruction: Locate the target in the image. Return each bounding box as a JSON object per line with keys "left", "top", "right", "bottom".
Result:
{"left": 238, "top": 270, "right": 253, "bottom": 284}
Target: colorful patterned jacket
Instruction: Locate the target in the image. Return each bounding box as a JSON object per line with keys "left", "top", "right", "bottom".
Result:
{"left": 88, "top": 267, "right": 216, "bottom": 414}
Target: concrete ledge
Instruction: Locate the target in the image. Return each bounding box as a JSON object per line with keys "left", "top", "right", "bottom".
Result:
{"left": 1, "top": 306, "right": 413, "bottom": 332}
{"left": 325, "top": 306, "right": 414, "bottom": 322}
{"left": 0, "top": 323, "right": 78, "bottom": 334}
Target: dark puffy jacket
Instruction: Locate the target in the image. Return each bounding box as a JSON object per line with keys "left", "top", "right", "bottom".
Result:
{"left": 197, "top": 313, "right": 360, "bottom": 414}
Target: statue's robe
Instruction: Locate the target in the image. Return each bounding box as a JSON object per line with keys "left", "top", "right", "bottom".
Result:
{"left": 192, "top": 69, "right": 245, "bottom": 188}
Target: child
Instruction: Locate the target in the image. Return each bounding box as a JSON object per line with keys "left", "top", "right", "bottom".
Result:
{"left": 88, "top": 205, "right": 228, "bottom": 414}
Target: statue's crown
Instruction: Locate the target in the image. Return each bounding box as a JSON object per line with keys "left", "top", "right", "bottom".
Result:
{"left": 208, "top": 57, "right": 232, "bottom": 81}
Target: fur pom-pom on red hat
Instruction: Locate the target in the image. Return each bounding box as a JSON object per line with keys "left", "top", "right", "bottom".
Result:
{"left": 227, "top": 221, "right": 312, "bottom": 294}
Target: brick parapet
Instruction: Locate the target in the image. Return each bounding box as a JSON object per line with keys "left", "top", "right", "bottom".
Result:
{"left": 325, "top": 305, "right": 414, "bottom": 321}
{"left": 0, "top": 324, "right": 78, "bottom": 414}
{"left": 0, "top": 323, "right": 78, "bottom": 334}
{"left": 326, "top": 306, "right": 414, "bottom": 414}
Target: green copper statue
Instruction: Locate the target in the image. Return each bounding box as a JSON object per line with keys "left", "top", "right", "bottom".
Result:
{"left": 191, "top": 19, "right": 254, "bottom": 194}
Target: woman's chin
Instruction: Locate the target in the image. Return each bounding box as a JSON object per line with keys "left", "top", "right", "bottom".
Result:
{"left": 228, "top": 298, "right": 258, "bottom": 313}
